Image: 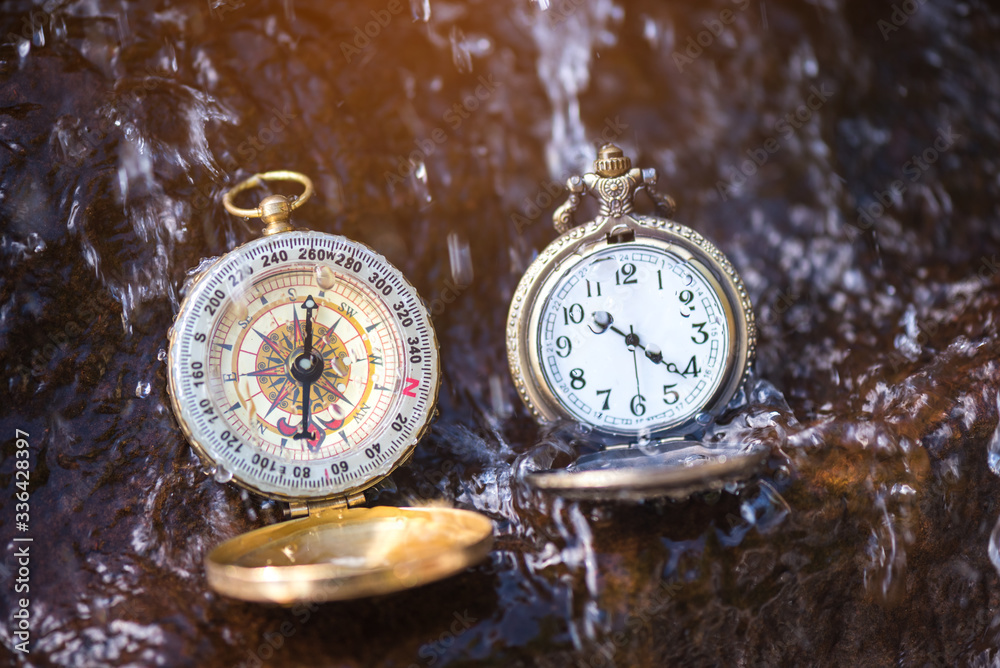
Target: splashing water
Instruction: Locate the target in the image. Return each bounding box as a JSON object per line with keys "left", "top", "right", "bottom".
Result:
{"left": 986, "top": 392, "right": 1000, "bottom": 580}
{"left": 3, "top": 0, "right": 1000, "bottom": 666}
{"left": 530, "top": 0, "right": 622, "bottom": 177}
{"left": 987, "top": 392, "right": 1000, "bottom": 477}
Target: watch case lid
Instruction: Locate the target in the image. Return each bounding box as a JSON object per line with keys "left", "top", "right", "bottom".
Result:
{"left": 525, "top": 439, "right": 767, "bottom": 502}
{"left": 205, "top": 505, "right": 493, "bottom": 604}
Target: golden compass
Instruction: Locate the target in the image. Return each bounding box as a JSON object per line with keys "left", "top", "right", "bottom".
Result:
{"left": 167, "top": 171, "right": 492, "bottom": 603}
{"left": 507, "top": 146, "right": 764, "bottom": 500}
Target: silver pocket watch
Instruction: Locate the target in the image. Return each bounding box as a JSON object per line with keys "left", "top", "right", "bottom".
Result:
{"left": 507, "top": 145, "right": 765, "bottom": 500}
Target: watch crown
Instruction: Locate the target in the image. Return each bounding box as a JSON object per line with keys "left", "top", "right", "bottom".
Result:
{"left": 259, "top": 195, "right": 294, "bottom": 235}
{"left": 594, "top": 144, "right": 631, "bottom": 178}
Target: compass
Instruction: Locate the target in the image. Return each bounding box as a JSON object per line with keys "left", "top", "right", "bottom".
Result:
{"left": 167, "top": 171, "right": 491, "bottom": 603}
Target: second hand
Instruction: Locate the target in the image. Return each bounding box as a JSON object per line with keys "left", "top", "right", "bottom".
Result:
{"left": 628, "top": 324, "right": 642, "bottom": 401}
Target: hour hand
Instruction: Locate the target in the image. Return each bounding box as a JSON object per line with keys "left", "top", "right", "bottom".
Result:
{"left": 644, "top": 344, "right": 664, "bottom": 364}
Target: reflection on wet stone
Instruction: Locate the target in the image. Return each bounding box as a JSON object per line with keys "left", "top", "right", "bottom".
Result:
{"left": 1, "top": 0, "right": 1000, "bottom": 665}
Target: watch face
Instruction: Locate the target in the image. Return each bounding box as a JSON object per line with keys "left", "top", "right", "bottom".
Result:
{"left": 535, "top": 243, "right": 732, "bottom": 437}
{"left": 168, "top": 231, "right": 438, "bottom": 500}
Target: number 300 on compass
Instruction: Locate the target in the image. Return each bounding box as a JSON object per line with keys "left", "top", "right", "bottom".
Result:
{"left": 168, "top": 231, "right": 439, "bottom": 501}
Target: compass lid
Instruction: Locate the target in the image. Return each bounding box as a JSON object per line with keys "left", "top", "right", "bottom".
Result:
{"left": 525, "top": 440, "right": 767, "bottom": 502}
{"left": 206, "top": 506, "right": 493, "bottom": 604}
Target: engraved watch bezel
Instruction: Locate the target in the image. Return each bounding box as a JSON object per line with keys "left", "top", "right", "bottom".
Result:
{"left": 506, "top": 214, "right": 756, "bottom": 445}
{"left": 167, "top": 230, "right": 442, "bottom": 504}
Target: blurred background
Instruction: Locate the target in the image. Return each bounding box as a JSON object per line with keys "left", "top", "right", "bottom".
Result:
{"left": 2, "top": 0, "right": 1000, "bottom": 665}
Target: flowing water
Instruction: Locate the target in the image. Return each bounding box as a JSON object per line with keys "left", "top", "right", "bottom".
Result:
{"left": 2, "top": 0, "right": 1000, "bottom": 666}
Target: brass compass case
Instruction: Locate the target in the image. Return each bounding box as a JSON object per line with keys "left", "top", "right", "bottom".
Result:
{"left": 166, "top": 172, "right": 492, "bottom": 603}
{"left": 507, "top": 146, "right": 757, "bottom": 447}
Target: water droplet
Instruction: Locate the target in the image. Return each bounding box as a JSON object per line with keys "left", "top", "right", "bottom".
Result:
{"left": 135, "top": 381, "right": 151, "bottom": 398}
{"left": 447, "top": 232, "right": 474, "bottom": 288}
{"left": 450, "top": 26, "right": 473, "bottom": 73}
{"left": 987, "top": 392, "right": 1000, "bottom": 476}
{"left": 412, "top": 160, "right": 431, "bottom": 205}
{"left": 635, "top": 431, "right": 655, "bottom": 455}
{"left": 157, "top": 348, "right": 167, "bottom": 361}
{"left": 213, "top": 465, "right": 233, "bottom": 484}
{"left": 232, "top": 299, "right": 248, "bottom": 323}
{"left": 695, "top": 412, "right": 712, "bottom": 425}
{"left": 489, "top": 374, "right": 512, "bottom": 420}
{"left": 642, "top": 17, "right": 659, "bottom": 47}
{"left": 409, "top": 0, "right": 431, "bottom": 22}
{"left": 990, "top": 515, "right": 1000, "bottom": 578}
{"left": 316, "top": 265, "right": 336, "bottom": 290}
{"left": 26, "top": 233, "right": 45, "bottom": 253}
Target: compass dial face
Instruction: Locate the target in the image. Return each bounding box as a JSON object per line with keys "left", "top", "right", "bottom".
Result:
{"left": 534, "top": 243, "right": 733, "bottom": 436}
{"left": 168, "top": 231, "right": 438, "bottom": 500}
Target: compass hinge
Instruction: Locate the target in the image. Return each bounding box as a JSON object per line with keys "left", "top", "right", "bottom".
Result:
{"left": 286, "top": 492, "right": 367, "bottom": 519}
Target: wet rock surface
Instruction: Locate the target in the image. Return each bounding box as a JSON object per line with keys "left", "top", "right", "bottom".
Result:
{"left": 2, "top": 0, "right": 1000, "bottom": 665}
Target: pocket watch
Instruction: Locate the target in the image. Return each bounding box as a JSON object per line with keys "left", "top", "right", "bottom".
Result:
{"left": 507, "top": 145, "right": 764, "bottom": 500}
{"left": 167, "top": 171, "right": 492, "bottom": 603}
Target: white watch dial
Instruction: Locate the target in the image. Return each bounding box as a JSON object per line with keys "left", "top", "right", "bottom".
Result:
{"left": 537, "top": 245, "right": 731, "bottom": 435}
